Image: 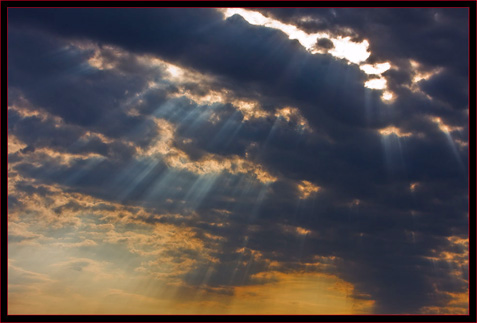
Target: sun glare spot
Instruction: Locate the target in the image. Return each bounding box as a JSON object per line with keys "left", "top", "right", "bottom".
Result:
{"left": 328, "top": 37, "right": 370, "bottom": 64}
{"left": 166, "top": 64, "right": 184, "bottom": 79}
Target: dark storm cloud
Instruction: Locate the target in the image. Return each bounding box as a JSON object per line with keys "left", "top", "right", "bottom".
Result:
{"left": 419, "top": 69, "right": 469, "bottom": 110}
{"left": 8, "top": 108, "right": 135, "bottom": 160}
{"left": 7, "top": 8, "right": 469, "bottom": 314}
{"left": 8, "top": 8, "right": 391, "bottom": 130}
{"left": 256, "top": 8, "right": 468, "bottom": 72}
{"left": 8, "top": 27, "right": 161, "bottom": 148}
{"left": 254, "top": 8, "right": 469, "bottom": 113}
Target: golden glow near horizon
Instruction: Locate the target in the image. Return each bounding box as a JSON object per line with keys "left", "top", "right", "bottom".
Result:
{"left": 8, "top": 258, "right": 375, "bottom": 314}
{"left": 8, "top": 178, "right": 372, "bottom": 315}
{"left": 421, "top": 291, "right": 469, "bottom": 315}
{"left": 225, "top": 272, "right": 375, "bottom": 314}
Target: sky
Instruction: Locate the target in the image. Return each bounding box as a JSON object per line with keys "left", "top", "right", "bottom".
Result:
{"left": 7, "top": 7, "right": 469, "bottom": 315}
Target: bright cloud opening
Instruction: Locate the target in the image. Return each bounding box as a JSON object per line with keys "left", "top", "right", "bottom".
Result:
{"left": 364, "top": 77, "right": 387, "bottom": 90}
{"left": 360, "top": 62, "right": 391, "bottom": 75}
{"left": 220, "top": 8, "right": 370, "bottom": 65}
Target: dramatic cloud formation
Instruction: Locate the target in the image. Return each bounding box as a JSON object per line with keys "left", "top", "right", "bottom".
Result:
{"left": 7, "top": 7, "right": 469, "bottom": 315}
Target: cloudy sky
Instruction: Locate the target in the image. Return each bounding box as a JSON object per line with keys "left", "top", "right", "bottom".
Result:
{"left": 7, "top": 7, "right": 469, "bottom": 315}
